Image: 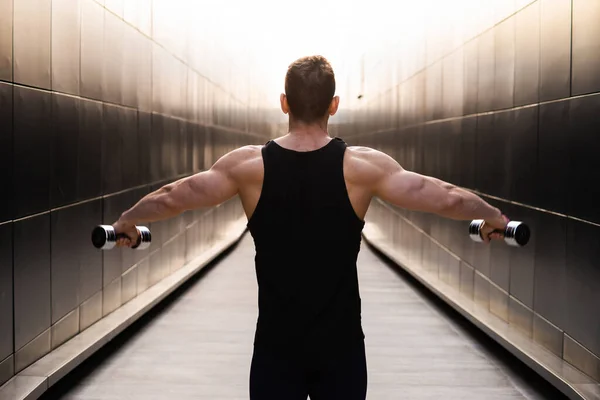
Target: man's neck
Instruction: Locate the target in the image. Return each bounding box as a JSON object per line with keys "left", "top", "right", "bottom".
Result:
{"left": 287, "top": 118, "right": 329, "bottom": 139}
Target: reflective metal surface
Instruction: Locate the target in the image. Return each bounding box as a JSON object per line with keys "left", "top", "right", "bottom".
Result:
{"left": 121, "top": 265, "right": 138, "bottom": 305}
{"left": 79, "top": 291, "right": 103, "bottom": 332}
{"left": 15, "top": 329, "right": 50, "bottom": 373}
{"left": 515, "top": 1, "right": 540, "bottom": 106}
{"left": 80, "top": 0, "right": 105, "bottom": 100}
{"left": 14, "top": 215, "right": 51, "bottom": 351}
{"left": 1, "top": 0, "right": 269, "bottom": 378}
{"left": 13, "top": 0, "right": 51, "bottom": 88}
{"left": 51, "top": 0, "right": 81, "bottom": 95}
{"left": 13, "top": 87, "right": 51, "bottom": 218}
{"left": 0, "top": 0, "right": 13, "bottom": 81}
{"left": 51, "top": 308, "right": 79, "bottom": 350}
{"left": 0, "top": 224, "right": 12, "bottom": 373}
{"left": 0, "top": 354, "right": 14, "bottom": 387}
{"left": 564, "top": 334, "right": 600, "bottom": 382}
{"left": 0, "top": 82, "right": 12, "bottom": 223}
{"left": 572, "top": 0, "right": 600, "bottom": 95}
{"left": 508, "top": 296, "right": 533, "bottom": 338}
{"left": 493, "top": 17, "right": 515, "bottom": 110}
{"left": 540, "top": 0, "right": 572, "bottom": 101}
{"left": 336, "top": 0, "right": 600, "bottom": 390}
{"left": 533, "top": 313, "right": 564, "bottom": 358}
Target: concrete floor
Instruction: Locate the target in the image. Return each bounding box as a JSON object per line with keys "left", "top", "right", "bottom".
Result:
{"left": 42, "top": 232, "right": 566, "bottom": 400}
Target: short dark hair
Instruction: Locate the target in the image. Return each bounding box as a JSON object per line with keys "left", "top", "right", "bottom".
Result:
{"left": 284, "top": 55, "right": 336, "bottom": 123}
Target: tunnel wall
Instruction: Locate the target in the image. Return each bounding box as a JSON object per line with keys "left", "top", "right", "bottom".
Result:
{"left": 0, "top": 0, "right": 271, "bottom": 386}
{"left": 333, "top": 0, "right": 600, "bottom": 384}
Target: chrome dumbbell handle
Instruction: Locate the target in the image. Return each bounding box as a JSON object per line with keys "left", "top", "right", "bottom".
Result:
{"left": 469, "top": 220, "right": 530, "bottom": 247}
{"left": 91, "top": 225, "right": 152, "bottom": 250}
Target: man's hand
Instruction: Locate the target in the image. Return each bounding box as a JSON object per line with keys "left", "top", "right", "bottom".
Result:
{"left": 480, "top": 215, "right": 510, "bottom": 244}
{"left": 112, "top": 220, "right": 140, "bottom": 248}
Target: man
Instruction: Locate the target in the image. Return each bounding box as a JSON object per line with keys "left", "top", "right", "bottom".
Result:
{"left": 112, "top": 55, "right": 508, "bottom": 399}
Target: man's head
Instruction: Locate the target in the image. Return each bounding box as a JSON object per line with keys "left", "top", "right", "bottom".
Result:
{"left": 281, "top": 55, "right": 340, "bottom": 125}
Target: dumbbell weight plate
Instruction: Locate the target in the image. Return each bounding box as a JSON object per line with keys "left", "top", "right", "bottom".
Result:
{"left": 469, "top": 220, "right": 485, "bottom": 243}
{"left": 505, "top": 221, "right": 530, "bottom": 247}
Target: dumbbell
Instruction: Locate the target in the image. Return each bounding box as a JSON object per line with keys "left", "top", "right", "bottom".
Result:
{"left": 469, "top": 220, "right": 530, "bottom": 247}
{"left": 91, "top": 225, "right": 152, "bottom": 250}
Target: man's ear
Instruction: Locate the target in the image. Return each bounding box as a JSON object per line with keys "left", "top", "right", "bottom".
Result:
{"left": 329, "top": 96, "right": 340, "bottom": 116}
{"left": 280, "top": 93, "right": 289, "bottom": 114}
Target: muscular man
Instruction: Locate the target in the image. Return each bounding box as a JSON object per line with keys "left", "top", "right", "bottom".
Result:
{"left": 112, "top": 55, "right": 508, "bottom": 399}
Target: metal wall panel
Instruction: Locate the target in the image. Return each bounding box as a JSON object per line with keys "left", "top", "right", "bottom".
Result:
{"left": 508, "top": 205, "right": 537, "bottom": 309}
{"left": 443, "top": 49, "right": 464, "bottom": 119}
{"left": 14, "top": 214, "right": 51, "bottom": 351}
{"left": 121, "top": 108, "right": 139, "bottom": 189}
{"left": 534, "top": 211, "right": 567, "bottom": 329}
{"left": 537, "top": 100, "right": 570, "bottom": 214}
{"left": 0, "top": 223, "right": 13, "bottom": 363}
{"left": 474, "top": 113, "right": 494, "bottom": 195}
{"left": 78, "top": 99, "right": 104, "bottom": 201}
{"left": 571, "top": 0, "right": 600, "bottom": 95}
{"left": 514, "top": 1, "right": 540, "bottom": 106}
{"left": 493, "top": 17, "right": 515, "bottom": 111}
{"left": 138, "top": 111, "right": 152, "bottom": 186}
{"left": 102, "top": 194, "right": 125, "bottom": 287}
{"left": 13, "top": 0, "right": 51, "bottom": 89}
{"left": 539, "top": 0, "right": 571, "bottom": 101}
{"left": 509, "top": 105, "right": 538, "bottom": 205}
{"left": 568, "top": 93, "right": 600, "bottom": 224}
{"left": 566, "top": 220, "right": 600, "bottom": 357}
{"left": 78, "top": 200, "right": 103, "bottom": 303}
{"left": 103, "top": 10, "right": 124, "bottom": 105}
{"left": 13, "top": 87, "right": 51, "bottom": 218}
{"left": 52, "top": 0, "right": 81, "bottom": 95}
{"left": 124, "top": 0, "right": 151, "bottom": 36}
{"left": 477, "top": 30, "right": 495, "bottom": 113}
{"left": 424, "top": 61, "right": 443, "bottom": 122}
{"left": 105, "top": 0, "right": 124, "bottom": 18}
{"left": 459, "top": 116, "right": 477, "bottom": 189}
{"left": 101, "top": 103, "right": 124, "bottom": 194}
{"left": 51, "top": 205, "right": 83, "bottom": 324}
{"left": 0, "top": 0, "right": 13, "bottom": 81}
{"left": 81, "top": 0, "right": 105, "bottom": 100}
{"left": 0, "top": 82, "right": 13, "bottom": 223}
{"left": 51, "top": 94, "right": 80, "bottom": 208}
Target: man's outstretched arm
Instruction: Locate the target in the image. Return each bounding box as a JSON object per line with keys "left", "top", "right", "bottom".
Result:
{"left": 113, "top": 146, "right": 252, "bottom": 245}
{"left": 365, "top": 149, "right": 506, "bottom": 230}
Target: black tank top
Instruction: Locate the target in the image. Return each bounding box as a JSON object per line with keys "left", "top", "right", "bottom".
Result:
{"left": 247, "top": 137, "right": 366, "bottom": 356}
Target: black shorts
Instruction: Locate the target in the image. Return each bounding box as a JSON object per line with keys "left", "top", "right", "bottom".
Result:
{"left": 249, "top": 341, "right": 368, "bottom": 400}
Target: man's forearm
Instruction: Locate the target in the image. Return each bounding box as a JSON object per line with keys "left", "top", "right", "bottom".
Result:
{"left": 428, "top": 177, "right": 503, "bottom": 223}
{"left": 118, "top": 186, "right": 180, "bottom": 224}
{"left": 446, "top": 188, "right": 502, "bottom": 221}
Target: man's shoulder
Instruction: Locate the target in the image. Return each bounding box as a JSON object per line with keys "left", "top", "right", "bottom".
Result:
{"left": 231, "top": 144, "right": 263, "bottom": 157}
{"left": 220, "top": 145, "right": 263, "bottom": 166}
{"left": 223, "top": 145, "right": 264, "bottom": 181}
{"left": 345, "top": 145, "right": 390, "bottom": 166}
{"left": 344, "top": 146, "right": 392, "bottom": 184}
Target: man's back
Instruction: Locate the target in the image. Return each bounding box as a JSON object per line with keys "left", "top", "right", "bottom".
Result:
{"left": 245, "top": 137, "right": 366, "bottom": 356}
